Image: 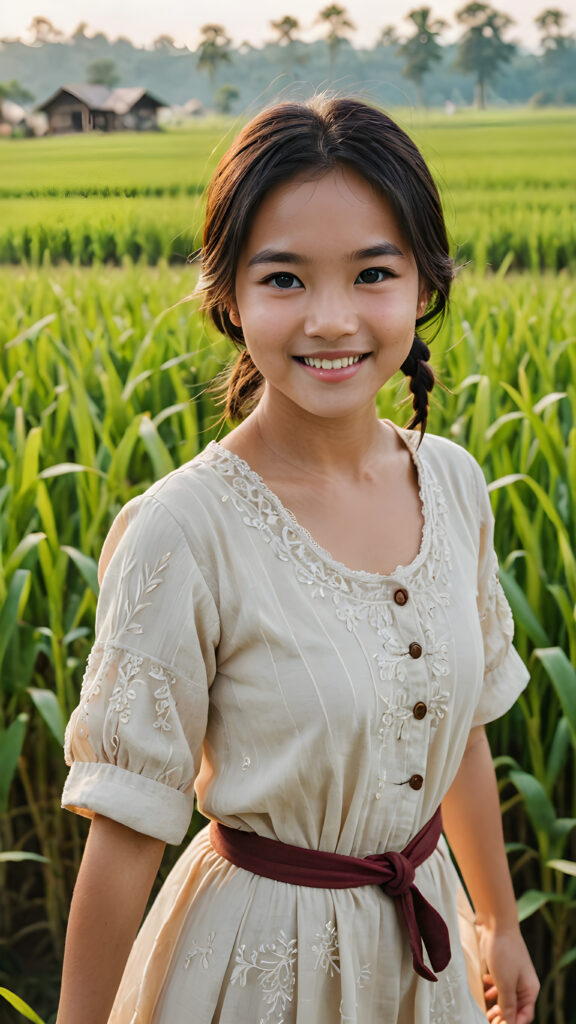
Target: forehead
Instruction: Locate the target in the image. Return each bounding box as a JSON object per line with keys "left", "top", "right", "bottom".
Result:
{"left": 243, "top": 166, "right": 409, "bottom": 254}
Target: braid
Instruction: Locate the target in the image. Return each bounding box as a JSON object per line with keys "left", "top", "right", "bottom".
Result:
{"left": 224, "top": 348, "right": 264, "bottom": 421}
{"left": 400, "top": 334, "right": 434, "bottom": 437}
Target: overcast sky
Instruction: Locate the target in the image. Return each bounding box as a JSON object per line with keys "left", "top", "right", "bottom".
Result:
{"left": 2, "top": 0, "right": 574, "bottom": 51}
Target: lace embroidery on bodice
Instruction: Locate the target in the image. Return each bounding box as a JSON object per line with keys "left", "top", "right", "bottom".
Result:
{"left": 200, "top": 437, "right": 452, "bottom": 636}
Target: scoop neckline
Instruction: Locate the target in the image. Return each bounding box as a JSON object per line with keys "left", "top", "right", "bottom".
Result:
{"left": 205, "top": 421, "right": 430, "bottom": 584}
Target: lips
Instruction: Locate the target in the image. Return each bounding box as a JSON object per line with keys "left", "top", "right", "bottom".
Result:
{"left": 292, "top": 351, "right": 371, "bottom": 383}
{"left": 294, "top": 353, "right": 370, "bottom": 370}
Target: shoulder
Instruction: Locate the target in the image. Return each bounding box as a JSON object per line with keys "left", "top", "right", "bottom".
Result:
{"left": 417, "top": 431, "right": 482, "bottom": 478}
{"left": 400, "top": 427, "right": 489, "bottom": 524}
{"left": 98, "top": 444, "right": 225, "bottom": 581}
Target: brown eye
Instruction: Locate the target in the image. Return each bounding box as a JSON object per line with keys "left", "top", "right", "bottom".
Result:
{"left": 266, "top": 273, "right": 301, "bottom": 289}
{"left": 356, "top": 268, "right": 391, "bottom": 284}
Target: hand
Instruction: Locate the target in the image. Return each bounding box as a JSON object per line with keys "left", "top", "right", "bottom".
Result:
{"left": 477, "top": 926, "right": 539, "bottom": 1024}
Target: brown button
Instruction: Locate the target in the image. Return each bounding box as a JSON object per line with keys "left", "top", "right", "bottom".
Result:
{"left": 393, "top": 588, "right": 409, "bottom": 606}
{"left": 413, "top": 702, "right": 427, "bottom": 720}
{"left": 409, "top": 774, "right": 424, "bottom": 791}
{"left": 408, "top": 642, "right": 423, "bottom": 659}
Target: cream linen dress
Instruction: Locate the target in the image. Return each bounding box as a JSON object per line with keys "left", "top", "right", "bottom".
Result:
{"left": 63, "top": 423, "right": 529, "bottom": 1024}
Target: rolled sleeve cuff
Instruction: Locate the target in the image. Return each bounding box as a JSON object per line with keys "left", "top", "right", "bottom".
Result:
{"left": 472, "top": 646, "right": 530, "bottom": 728}
{"left": 62, "top": 761, "right": 194, "bottom": 845}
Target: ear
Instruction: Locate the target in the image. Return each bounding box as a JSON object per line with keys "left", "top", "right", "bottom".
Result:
{"left": 417, "top": 284, "right": 431, "bottom": 318}
{"left": 228, "top": 303, "right": 242, "bottom": 328}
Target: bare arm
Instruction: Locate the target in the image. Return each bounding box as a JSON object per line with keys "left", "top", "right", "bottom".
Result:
{"left": 57, "top": 814, "right": 166, "bottom": 1024}
{"left": 442, "top": 725, "right": 539, "bottom": 1024}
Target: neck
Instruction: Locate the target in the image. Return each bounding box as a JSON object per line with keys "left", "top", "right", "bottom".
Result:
{"left": 244, "top": 387, "right": 389, "bottom": 480}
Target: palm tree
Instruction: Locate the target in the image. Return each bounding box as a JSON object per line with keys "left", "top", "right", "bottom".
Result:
{"left": 270, "top": 16, "right": 306, "bottom": 78}
{"left": 270, "top": 15, "right": 301, "bottom": 45}
{"left": 28, "top": 16, "right": 64, "bottom": 44}
{"left": 377, "top": 26, "right": 400, "bottom": 48}
{"left": 535, "top": 8, "right": 573, "bottom": 53}
{"left": 397, "top": 7, "right": 447, "bottom": 106}
{"left": 454, "top": 2, "right": 516, "bottom": 109}
{"left": 316, "top": 5, "right": 355, "bottom": 82}
{"left": 197, "top": 24, "right": 233, "bottom": 102}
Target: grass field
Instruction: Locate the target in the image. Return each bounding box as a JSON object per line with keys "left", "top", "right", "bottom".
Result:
{"left": 1, "top": 109, "right": 575, "bottom": 1024}
{"left": 0, "top": 109, "right": 575, "bottom": 270}
{"left": 1, "top": 110, "right": 574, "bottom": 195}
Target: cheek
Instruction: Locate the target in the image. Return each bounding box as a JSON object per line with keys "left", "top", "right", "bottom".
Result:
{"left": 242, "top": 300, "right": 294, "bottom": 344}
{"left": 374, "top": 293, "right": 418, "bottom": 338}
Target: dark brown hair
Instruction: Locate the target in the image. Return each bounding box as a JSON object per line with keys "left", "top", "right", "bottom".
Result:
{"left": 198, "top": 95, "right": 453, "bottom": 431}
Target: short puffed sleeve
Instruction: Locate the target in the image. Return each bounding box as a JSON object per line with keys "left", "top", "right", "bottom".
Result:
{"left": 472, "top": 466, "right": 529, "bottom": 727}
{"left": 62, "top": 493, "right": 220, "bottom": 844}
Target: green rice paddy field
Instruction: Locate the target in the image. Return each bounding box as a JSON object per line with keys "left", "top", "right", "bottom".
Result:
{"left": 0, "top": 108, "right": 575, "bottom": 270}
{"left": 0, "top": 109, "right": 575, "bottom": 1023}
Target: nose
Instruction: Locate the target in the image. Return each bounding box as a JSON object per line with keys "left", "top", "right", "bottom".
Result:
{"left": 303, "top": 288, "right": 359, "bottom": 342}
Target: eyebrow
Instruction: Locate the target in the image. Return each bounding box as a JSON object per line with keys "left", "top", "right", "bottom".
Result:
{"left": 352, "top": 243, "right": 406, "bottom": 260}
{"left": 246, "top": 241, "right": 405, "bottom": 268}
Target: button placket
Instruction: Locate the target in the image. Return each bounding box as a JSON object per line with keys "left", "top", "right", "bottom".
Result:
{"left": 374, "top": 584, "right": 430, "bottom": 801}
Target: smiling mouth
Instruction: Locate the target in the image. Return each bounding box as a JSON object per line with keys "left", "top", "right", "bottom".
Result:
{"left": 294, "top": 353, "right": 370, "bottom": 370}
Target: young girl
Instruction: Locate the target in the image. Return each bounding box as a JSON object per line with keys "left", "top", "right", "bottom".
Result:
{"left": 58, "top": 96, "right": 539, "bottom": 1024}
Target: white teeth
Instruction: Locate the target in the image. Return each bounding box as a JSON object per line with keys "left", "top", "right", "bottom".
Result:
{"left": 301, "top": 355, "right": 363, "bottom": 369}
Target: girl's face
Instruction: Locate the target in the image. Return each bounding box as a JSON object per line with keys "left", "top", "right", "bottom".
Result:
{"left": 229, "top": 165, "right": 429, "bottom": 422}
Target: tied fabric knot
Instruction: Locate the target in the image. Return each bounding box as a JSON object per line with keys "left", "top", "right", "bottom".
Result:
{"left": 210, "top": 804, "right": 451, "bottom": 983}
{"left": 378, "top": 850, "right": 415, "bottom": 897}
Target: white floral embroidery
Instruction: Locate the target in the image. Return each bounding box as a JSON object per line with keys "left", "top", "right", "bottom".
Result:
{"left": 80, "top": 645, "right": 115, "bottom": 703}
{"left": 231, "top": 931, "right": 297, "bottom": 1024}
{"left": 202, "top": 439, "right": 454, "bottom": 807}
{"left": 333, "top": 594, "right": 394, "bottom": 635}
{"left": 65, "top": 645, "right": 116, "bottom": 752}
{"left": 378, "top": 688, "right": 413, "bottom": 741}
{"left": 375, "top": 680, "right": 450, "bottom": 755}
{"left": 108, "top": 651, "right": 143, "bottom": 723}
{"left": 430, "top": 970, "right": 464, "bottom": 1023}
{"left": 201, "top": 441, "right": 452, "bottom": 644}
{"left": 241, "top": 755, "right": 251, "bottom": 771}
{"left": 423, "top": 628, "right": 450, "bottom": 685}
{"left": 312, "top": 920, "right": 340, "bottom": 976}
{"left": 150, "top": 664, "right": 176, "bottom": 731}
{"left": 373, "top": 633, "right": 411, "bottom": 683}
{"left": 428, "top": 684, "right": 450, "bottom": 728}
{"left": 484, "top": 550, "right": 501, "bottom": 611}
{"left": 481, "top": 551, "right": 514, "bottom": 669}
{"left": 357, "top": 964, "right": 371, "bottom": 986}
{"left": 184, "top": 932, "right": 215, "bottom": 970}
{"left": 66, "top": 643, "right": 190, "bottom": 772}
{"left": 339, "top": 963, "right": 372, "bottom": 1022}
{"left": 115, "top": 551, "right": 172, "bottom": 636}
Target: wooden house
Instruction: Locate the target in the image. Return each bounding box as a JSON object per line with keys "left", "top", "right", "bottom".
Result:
{"left": 36, "top": 84, "right": 165, "bottom": 133}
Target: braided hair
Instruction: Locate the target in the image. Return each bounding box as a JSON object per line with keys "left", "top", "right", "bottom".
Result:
{"left": 401, "top": 333, "right": 435, "bottom": 435}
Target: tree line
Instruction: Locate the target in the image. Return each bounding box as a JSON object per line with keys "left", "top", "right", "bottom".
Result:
{"left": 192, "top": 4, "right": 573, "bottom": 109}
{"left": 1, "top": 4, "right": 574, "bottom": 111}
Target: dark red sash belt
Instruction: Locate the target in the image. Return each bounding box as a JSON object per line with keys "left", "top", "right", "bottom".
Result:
{"left": 210, "top": 805, "right": 450, "bottom": 982}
